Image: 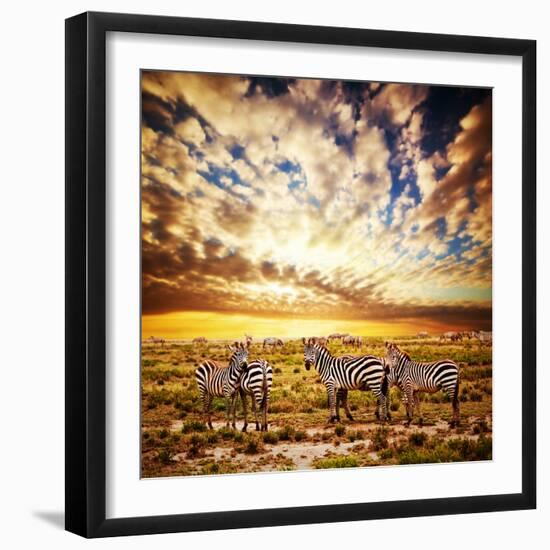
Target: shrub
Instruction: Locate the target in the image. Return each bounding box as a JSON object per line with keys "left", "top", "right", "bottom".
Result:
{"left": 244, "top": 435, "right": 262, "bottom": 454}
{"left": 202, "top": 462, "right": 220, "bottom": 475}
{"left": 347, "top": 430, "right": 365, "bottom": 442}
{"left": 314, "top": 456, "right": 359, "bottom": 469}
{"left": 471, "top": 419, "right": 489, "bottom": 434}
{"left": 277, "top": 425, "right": 296, "bottom": 441}
{"left": 157, "top": 449, "right": 173, "bottom": 465}
{"left": 159, "top": 428, "right": 169, "bottom": 439}
{"left": 143, "top": 431, "right": 150, "bottom": 440}
{"left": 206, "top": 431, "right": 220, "bottom": 444}
{"left": 262, "top": 431, "right": 279, "bottom": 445}
{"left": 379, "top": 448, "right": 393, "bottom": 460}
{"left": 187, "top": 434, "right": 206, "bottom": 458}
{"left": 274, "top": 367, "right": 282, "bottom": 374}
{"left": 233, "top": 432, "right": 244, "bottom": 444}
{"left": 371, "top": 427, "right": 389, "bottom": 451}
{"left": 218, "top": 427, "right": 235, "bottom": 440}
{"left": 293, "top": 368, "right": 300, "bottom": 374}
{"left": 397, "top": 434, "right": 492, "bottom": 464}
{"left": 335, "top": 424, "right": 346, "bottom": 437}
{"left": 181, "top": 420, "right": 207, "bottom": 434}
{"left": 408, "top": 432, "right": 427, "bottom": 447}
{"left": 294, "top": 430, "right": 307, "bottom": 442}
{"left": 469, "top": 390, "right": 483, "bottom": 402}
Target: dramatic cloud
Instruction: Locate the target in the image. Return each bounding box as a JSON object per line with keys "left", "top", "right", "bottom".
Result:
{"left": 141, "top": 71, "right": 492, "bottom": 334}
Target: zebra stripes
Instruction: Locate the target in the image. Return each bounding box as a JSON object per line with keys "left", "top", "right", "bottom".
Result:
{"left": 384, "top": 342, "right": 460, "bottom": 426}
{"left": 302, "top": 338, "right": 389, "bottom": 423}
{"left": 237, "top": 359, "right": 273, "bottom": 432}
{"left": 195, "top": 341, "right": 250, "bottom": 429}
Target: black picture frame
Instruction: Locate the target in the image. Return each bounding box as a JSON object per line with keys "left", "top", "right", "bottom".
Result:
{"left": 65, "top": 11, "right": 536, "bottom": 538}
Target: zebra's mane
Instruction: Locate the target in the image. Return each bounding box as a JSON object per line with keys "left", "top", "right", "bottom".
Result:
{"left": 396, "top": 347, "right": 411, "bottom": 361}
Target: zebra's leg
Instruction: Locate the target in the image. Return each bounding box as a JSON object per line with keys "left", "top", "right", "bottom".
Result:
{"left": 413, "top": 392, "right": 423, "bottom": 424}
{"left": 201, "top": 391, "right": 214, "bottom": 430}
{"left": 225, "top": 395, "right": 234, "bottom": 429}
{"left": 261, "top": 393, "right": 268, "bottom": 431}
{"left": 450, "top": 381, "right": 460, "bottom": 427}
{"left": 403, "top": 385, "right": 414, "bottom": 426}
{"left": 375, "top": 392, "right": 387, "bottom": 423}
{"left": 251, "top": 390, "right": 261, "bottom": 431}
{"left": 263, "top": 386, "right": 271, "bottom": 432}
{"left": 326, "top": 384, "right": 338, "bottom": 423}
{"left": 334, "top": 389, "right": 342, "bottom": 422}
{"left": 231, "top": 393, "right": 240, "bottom": 430}
{"left": 341, "top": 389, "right": 354, "bottom": 421}
{"left": 240, "top": 390, "right": 248, "bottom": 432}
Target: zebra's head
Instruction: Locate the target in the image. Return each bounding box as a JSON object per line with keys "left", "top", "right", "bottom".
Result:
{"left": 384, "top": 342, "right": 401, "bottom": 386}
{"left": 227, "top": 341, "right": 249, "bottom": 373}
{"left": 385, "top": 341, "right": 411, "bottom": 377}
{"left": 302, "top": 337, "right": 318, "bottom": 370}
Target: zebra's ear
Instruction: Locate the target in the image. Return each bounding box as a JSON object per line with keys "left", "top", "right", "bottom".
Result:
{"left": 302, "top": 337, "right": 306, "bottom": 344}
{"left": 227, "top": 344, "right": 234, "bottom": 352}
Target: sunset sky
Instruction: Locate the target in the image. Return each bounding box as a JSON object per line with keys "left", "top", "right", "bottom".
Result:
{"left": 141, "top": 71, "right": 492, "bottom": 339}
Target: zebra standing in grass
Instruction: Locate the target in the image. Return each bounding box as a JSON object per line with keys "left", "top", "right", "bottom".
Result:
{"left": 302, "top": 338, "right": 389, "bottom": 423}
{"left": 384, "top": 342, "right": 460, "bottom": 427}
{"left": 235, "top": 359, "right": 273, "bottom": 432}
{"left": 195, "top": 341, "right": 249, "bottom": 429}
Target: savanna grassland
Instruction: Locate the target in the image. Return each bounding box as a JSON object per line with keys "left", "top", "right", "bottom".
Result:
{"left": 141, "top": 338, "right": 492, "bottom": 478}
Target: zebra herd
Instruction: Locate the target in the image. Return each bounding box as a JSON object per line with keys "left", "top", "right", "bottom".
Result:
{"left": 194, "top": 338, "right": 461, "bottom": 432}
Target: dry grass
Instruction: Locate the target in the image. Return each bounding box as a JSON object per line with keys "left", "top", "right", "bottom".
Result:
{"left": 141, "top": 337, "right": 492, "bottom": 477}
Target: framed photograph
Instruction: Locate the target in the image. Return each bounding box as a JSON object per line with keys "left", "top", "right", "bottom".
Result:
{"left": 65, "top": 11, "right": 536, "bottom": 538}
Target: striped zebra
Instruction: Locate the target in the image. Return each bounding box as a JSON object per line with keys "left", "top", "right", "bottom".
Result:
{"left": 195, "top": 341, "right": 249, "bottom": 429}
{"left": 384, "top": 342, "right": 460, "bottom": 427}
{"left": 302, "top": 338, "right": 388, "bottom": 423}
{"left": 236, "top": 359, "right": 273, "bottom": 432}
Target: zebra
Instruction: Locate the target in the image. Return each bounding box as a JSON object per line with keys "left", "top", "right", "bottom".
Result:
{"left": 195, "top": 341, "right": 249, "bottom": 429}
{"left": 235, "top": 359, "right": 273, "bottom": 432}
{"left": 263, "top": 337, "right": 283, "bottom": 349}
{"left": 192, "top": 336, "right": 208, "bottom": 346}
{"left": 384, "top": 342, "right": 460, "bottom": 427}
{"left": 302, "top": 338, "right": 389, "bottom": 423}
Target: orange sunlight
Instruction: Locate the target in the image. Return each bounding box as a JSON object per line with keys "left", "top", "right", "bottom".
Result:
{"left": 142, "top": 311, "right": 451, "bottom": 340}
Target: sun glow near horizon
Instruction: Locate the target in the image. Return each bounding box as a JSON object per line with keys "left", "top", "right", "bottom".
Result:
{"left": 142, "top": 311, "right": 466, "bottom": 340}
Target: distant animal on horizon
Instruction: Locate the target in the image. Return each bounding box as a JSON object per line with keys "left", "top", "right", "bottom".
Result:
{"left": 244, "top": 334, "right": 253, "bottom": 345}
{"left": 474, "top": 330, "right": 493, "bottom": 344}
{"left": 147, "top": 335, "right": 165, "bottom": 347}
{"left": 302, "top": 338, "right": 389, "bottom": 423}
{"left": 440, "top": 331, "right": 462, "bottom": 342}
{"left": 236, "top": 359, "right": 273, "bottom": 432}
{"left": 343, "top": 335, "right": 362, "bottom": 349}
{"left": 384, "top": 342, "right": 460, "bottom": 427}
{"left": 328, "top": 333, "right": 349, "bottom": 342}
{"left": 263, "top": 337, "right": 284, "bottom": 349}
{"left": 417, "top": 331, "right": 429, "bottom": 339}
{"left": 195, "top": 341, "right": 250, "bottom": 429}
{"left": 192, "top": 336, "right": 208, "bottom": 346}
